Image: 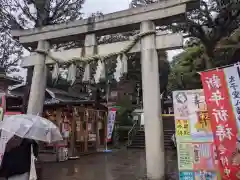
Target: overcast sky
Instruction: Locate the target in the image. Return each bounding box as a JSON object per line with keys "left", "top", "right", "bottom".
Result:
{"left": 82, "top": 0, "right": 131, "bottom": 16}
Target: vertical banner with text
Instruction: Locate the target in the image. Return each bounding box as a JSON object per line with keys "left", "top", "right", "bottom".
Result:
{"left": 173, "top": 90, "right": 218, "bottom": 179}
{"left": 107, "top": 108, "right": 117, "bottom": 142}
{"left": 201, "top": 68, "right": 239, "bottom": 179}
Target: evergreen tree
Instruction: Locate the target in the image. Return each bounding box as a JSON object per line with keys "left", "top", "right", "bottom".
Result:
{"left": 131, "top": 0, "right": 240, "bottom": 69}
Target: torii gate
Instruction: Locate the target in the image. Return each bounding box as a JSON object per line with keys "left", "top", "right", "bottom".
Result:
{"left": 12, "top": 0, "right": 198, "bottom": 179}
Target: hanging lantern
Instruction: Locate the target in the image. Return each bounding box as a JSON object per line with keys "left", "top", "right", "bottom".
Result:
{"left": 114, "top": 55, "right": 123, "bottom": 82}
{"left": 67, "top": 64, "right": 77, "bottom": 86}
{"left": 82, "top": 64, "right": 90, "bottom": 82}
{"left": 52, "top": 63, "right": 60, "bottom": 85}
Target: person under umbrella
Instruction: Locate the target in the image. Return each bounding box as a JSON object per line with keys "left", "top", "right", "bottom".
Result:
{"left": 0, "top": 136, "right": 38, "bottom": 180}
{"left": 0, "top": 114, "right": 62, "bottom": 180}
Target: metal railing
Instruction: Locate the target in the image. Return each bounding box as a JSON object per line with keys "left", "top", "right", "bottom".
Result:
{"left": 127, "top": 121, "right": 138, "bottom": 146}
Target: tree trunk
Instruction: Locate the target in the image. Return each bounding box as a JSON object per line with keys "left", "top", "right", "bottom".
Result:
{"left": 204, "top": 55, "right": 213, "bottom": 69}
{"left": 204, "top": 46, "right": 214, "bottom": 69}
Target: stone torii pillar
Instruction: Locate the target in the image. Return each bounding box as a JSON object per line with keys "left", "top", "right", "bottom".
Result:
{"left": 141, "top": 21, "right": 164, "bottom": 179}
{"left": 27, "top": 40, "right": 50, "bottom": 115}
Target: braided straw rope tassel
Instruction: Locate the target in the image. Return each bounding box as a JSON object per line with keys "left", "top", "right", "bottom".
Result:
{"left": 34, "top": 31, "right": 156, "bottom": 84}
{"left": 67, "top": 64, "right": 77, "bottom": 86}
{"left": 82, "top": 64, "right": 91, "bottom": 83}
{"left": 52, "top": 63, "right": 60, "bottom": 85}
{"left": 94, "top": 60, "right": 104, "bottom": 83}
{"left": 122, "top": 54, "right": 128, "bottom": 74}
{"left": 35, "top": 31, "right": 155, "bottom": 66}
{"left": 114, "top": 55, "right": 123, "bottom": 82}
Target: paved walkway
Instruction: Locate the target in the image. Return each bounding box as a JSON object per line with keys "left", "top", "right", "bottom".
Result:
{"left": 41, "top": 149, "right": 178, "bottom": 180}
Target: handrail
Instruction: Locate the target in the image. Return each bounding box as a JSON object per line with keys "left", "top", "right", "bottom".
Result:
{"left": 127, "top": 121, "right": 138, "bottom": 146}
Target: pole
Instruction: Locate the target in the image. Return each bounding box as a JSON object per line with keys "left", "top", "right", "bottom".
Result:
{"left": 140, "top": 21, "right": 165, "bottom": 180}
{"left": 27, "top": 40, "right": 50, "bottom": 115}
{"left": 104, "top": 80, "right": 111, "bottom": 152}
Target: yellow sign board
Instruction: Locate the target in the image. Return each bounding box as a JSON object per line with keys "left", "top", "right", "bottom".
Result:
{"left": 176, "top": 119, "right": 190, "bottom": 136}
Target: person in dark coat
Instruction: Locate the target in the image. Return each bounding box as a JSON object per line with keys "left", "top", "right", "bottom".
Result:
{"left": 0, "top": 137, "right": 38, "bottom": 180}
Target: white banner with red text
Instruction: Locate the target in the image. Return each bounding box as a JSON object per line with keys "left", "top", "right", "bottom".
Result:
{"left": 201, "top": 65, "right": 240, "bottom": 179}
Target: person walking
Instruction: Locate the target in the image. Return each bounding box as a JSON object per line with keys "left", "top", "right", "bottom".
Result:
{"left": 0, "top": 136, "right": 38, "bottom": 180}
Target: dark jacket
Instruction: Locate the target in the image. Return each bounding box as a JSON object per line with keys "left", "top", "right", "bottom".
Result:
{"left": 0, "top": 139, "right": 38, "bottom": 178}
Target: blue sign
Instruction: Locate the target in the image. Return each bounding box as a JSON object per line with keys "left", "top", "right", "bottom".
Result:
{"left": 179, "top": 171, "right": 194, "bottom": 180}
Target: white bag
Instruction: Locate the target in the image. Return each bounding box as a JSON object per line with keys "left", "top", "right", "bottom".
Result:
{"left": 29, "top": 145, "right": 37, "bottom": 180}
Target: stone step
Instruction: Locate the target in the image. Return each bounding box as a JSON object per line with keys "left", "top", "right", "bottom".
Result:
{"left": 127, "top": 145, "right": 145, "bottom": 149}
{"left": 134, "top": 134, "right": 145, "bottom": 137}
{"left": 131, "top": 142, "right": 145, "bottom": 146}
{"left": 127, "top": 129, "right": 176, "bottom": 149}
{"left": 133, "top": 138, "right": 145, "bottom": 142}
{"left": 136, "top": 131, "right": 145, "bottom": 135}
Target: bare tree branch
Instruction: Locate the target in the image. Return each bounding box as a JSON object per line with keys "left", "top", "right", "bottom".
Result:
{"left": 0, "top": 0, "right": 85, "bottom": 76}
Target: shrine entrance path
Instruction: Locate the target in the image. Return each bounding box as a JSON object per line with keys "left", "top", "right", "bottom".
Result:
{"left": 41, "top": 149, "right": 178, "bottom": 180}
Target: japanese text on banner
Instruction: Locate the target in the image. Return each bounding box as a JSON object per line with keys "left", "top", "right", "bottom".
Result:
{"left": 176, "top": 120, "right": 190, "bottom": 136}
{"left": 224, "top": 66, "right": 240, "bottom": 133}
{"left": 107, "top": 109, "right": 116, "bottom": 141}
{"left": 201, "top": 69, "right": 238, "bottom": 179}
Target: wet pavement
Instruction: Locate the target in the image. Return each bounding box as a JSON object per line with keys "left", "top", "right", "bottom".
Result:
{"left": 41, "top": 149, "right": 178, "bottom": 180}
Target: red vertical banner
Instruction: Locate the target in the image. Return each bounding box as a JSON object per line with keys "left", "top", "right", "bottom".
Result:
{"left": 201, "top": 69, "right": 239, "bottom": 179}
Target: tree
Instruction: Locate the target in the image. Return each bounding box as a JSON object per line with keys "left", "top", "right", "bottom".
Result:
{"left": 174, "top": 0, "right": 240, "bottom": 68}
{"left": 131, "top": 0, "right": 240, "bottom": 97}
{"left": 167, "top": 26, "right": 240, "bottom": 94}
{"left": 185, "top": 0, "right": 240, "bottom": 68}
{"left": 215, "top": 27, "right": 240, "bottom": 65}
{"left": 0, "top": 0, "right": 85, "bottom": 76}
{"left": 167, "top": 45, "right": 204, "bottom": 94}
{"left": 0, "top": 4, "right": 23, "bottom": 75}
{"left": 132, "top": 0, "right": 240, "bottom": 69}
{"left": 0, "top": 25, "right": 23, "bottom": 74}
{"left": 0, "top": 0, "right": 85, "bottom": 112}
{"left": 0, "top": 0, "right": 85, "bottom": 65}
{"left": 1, "top": 0, "right": 85, "bottom": 28}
